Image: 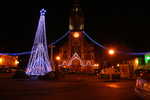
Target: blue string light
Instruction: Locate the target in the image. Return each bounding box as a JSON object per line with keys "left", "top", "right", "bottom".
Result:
{"left": 83, "top": 31, "right": 108, "bottom": 50}
{"left": 0, "top": 51, "right": 31, "bottom": 56}
{"left": 0, "top": 30, "right": 150, "bottom": 56}
{"left": 127, "top": 52, "right": 150, "bottom": 55}
{"left": 49, "top": 31, "right": 70, "bottom": 46}
{"left": 83, "top": 31, "right": 150, "bottom": 56}
{"left": 26, "top": 8, "right": 52, "bottom": 76}
{"left": 0, "top": 31, "right": 69, "bottom": 56}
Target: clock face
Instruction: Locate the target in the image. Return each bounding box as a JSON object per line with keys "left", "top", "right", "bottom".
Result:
{"left": 73, "top": 32, "right": 80, "bottom": 38}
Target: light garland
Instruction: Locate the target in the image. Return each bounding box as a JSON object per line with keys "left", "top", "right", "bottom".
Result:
{"left": 83, "top": 31, "right": 108, "bottom": 49}
{"left": 83, "top": 31, "right": 150, "bottom": 55}
{"left": 26, "top": 9, "right": 52, "bottom": 76}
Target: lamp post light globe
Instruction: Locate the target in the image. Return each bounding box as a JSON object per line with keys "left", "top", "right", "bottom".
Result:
{"left": 56, "top": 56, "right": 61, "bottom": 61}
{"left": 108, "top": 49, "right": 115, "bottom": 55}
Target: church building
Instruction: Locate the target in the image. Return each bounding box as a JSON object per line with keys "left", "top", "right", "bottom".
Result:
{"left": 50, "top": 1, "right": 99, "bottom": 73}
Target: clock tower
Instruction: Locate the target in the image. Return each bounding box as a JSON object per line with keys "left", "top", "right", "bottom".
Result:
{"left": 53, "top": 0, "right": 98, "bottom": 72}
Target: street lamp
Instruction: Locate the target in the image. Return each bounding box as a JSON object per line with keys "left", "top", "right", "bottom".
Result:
{"left": 117, "top": 64, "right": 120, "bottom": 67}
{"left": 55, "top": 56, "right": 61, "bottom": 70}
{"left": 49, "top": 45, "right": 55, "bottom": 71}
{"left": 108, "top": 49, "right": 115, "bottom": 55}
{"left": 56, "top": 56, "right": 61, "bottom": 61}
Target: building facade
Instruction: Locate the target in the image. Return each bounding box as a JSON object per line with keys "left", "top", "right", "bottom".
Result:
{"left": 51, "top": 2, "right": 99, "bottom": 73}
{"left": 0, "top": 55, "right": 19, "bottom": 68}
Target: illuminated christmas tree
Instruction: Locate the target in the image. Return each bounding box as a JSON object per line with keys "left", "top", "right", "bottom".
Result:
{"left": 26, "top": 9, "right": 52, "bottom": 76}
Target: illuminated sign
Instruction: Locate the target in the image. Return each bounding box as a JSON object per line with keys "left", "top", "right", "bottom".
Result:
{"left": 145, "top": 54, "right": 150, "bottom": 64}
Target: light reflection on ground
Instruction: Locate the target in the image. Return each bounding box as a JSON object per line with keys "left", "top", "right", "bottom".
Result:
{"left": 106, "top": 84, "right": 120, "bottom": 88}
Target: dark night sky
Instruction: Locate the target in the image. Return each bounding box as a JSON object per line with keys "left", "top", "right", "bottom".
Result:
{"left": 0, "top": 0, "right": 150, "bottom": 53}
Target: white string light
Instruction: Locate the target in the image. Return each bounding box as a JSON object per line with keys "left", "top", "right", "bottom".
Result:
{"left": 26, "top": 9, "right": 52, "bottom": 76}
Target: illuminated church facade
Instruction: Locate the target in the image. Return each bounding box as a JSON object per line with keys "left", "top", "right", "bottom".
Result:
{"left": 51, "top": 2, "right": 99, "bottom": 72}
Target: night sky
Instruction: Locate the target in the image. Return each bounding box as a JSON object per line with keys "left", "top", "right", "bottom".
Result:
{"left": 0, "top": 0, "right": 150, "bottom": 53}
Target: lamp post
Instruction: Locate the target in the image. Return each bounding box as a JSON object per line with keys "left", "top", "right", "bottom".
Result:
{"left": 49, "top": 45, "right": 55, "bottom": 71}
{"left": 108, "top": 67, "right": 113, "bottom": 81}
{"left": 108, "top": 49, "right": 116, "bottom": 80}
{"left": 56, "top": 56, "right": 61, "bottom": 70}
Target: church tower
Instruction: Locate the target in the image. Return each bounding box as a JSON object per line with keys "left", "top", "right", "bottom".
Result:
{"left": 53, "top": 0, "right": 98, "bottom": 72}
{"left": 69, "top": 0, "right": 84, "bottom": 31}
{"left": 68, "top": 0, "right": 84, "bottom": 58}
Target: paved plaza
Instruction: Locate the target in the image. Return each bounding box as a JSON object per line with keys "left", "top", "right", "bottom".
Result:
{"left": 0, "top": 74, "right": 146, "bottom": 100}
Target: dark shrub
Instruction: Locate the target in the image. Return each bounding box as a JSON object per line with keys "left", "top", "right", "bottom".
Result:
{"left": 12, "top": 70, "right": 28, "bottom": 79}
{"left": 39, "top": 71, "right": 56, "bottom": 80}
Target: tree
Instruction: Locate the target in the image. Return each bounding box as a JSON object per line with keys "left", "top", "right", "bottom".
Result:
{"left": 26, "top": 9, "right": 52, "bottom": 76}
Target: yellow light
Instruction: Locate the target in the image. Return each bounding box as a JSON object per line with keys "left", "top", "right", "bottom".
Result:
{"left": 94, "top": 64, "right": 99, "bottom": 67}
{"left": 73, "top": 32, "right": 80, "bottom": 38}
{"left": 108, "top": 49, "right": 115, "bottom": 55}
{"left": 15, "top": 60, "right": 19, "bottom": 65}
{"left": 117, "top": 64, "right": 120, "bottom": 67}
{"left": 135, "top": 58, "right": 139, "bottom": 65}
{"left": 0, "top": 58, "right": 3, "bottom": 63}
{"left": 64, "top": 66, "right": 67, "bottom": 68}
{"left": 56, "top": 56, "right": 61, "bottom": 61}
{"left": 106, "top": 84, "right": 120, "bottom": 88}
